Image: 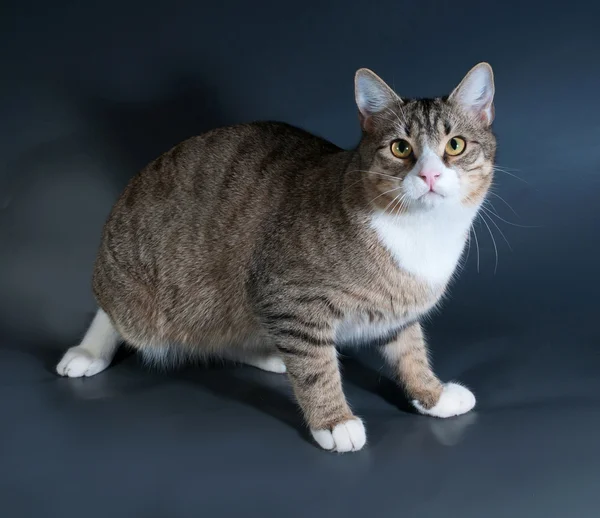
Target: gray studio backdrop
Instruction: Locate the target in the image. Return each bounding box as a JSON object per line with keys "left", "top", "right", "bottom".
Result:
{"left": 1, "top": 1, "right": 599, "bottom": 517}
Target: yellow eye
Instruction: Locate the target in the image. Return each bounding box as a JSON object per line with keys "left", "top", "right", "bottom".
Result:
{"left": 391, "top": 139, "right": 412, "bottom": 159}
{"left": 445, "top": 136, "right": 466, "bottom": 156}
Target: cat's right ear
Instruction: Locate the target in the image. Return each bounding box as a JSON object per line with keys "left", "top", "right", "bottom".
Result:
{"left": 355, "top": 68, "right": 401, "bottom": 132}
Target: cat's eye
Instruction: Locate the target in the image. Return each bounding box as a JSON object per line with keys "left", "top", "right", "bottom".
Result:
{"left": 445, "top": 137, "right": 466, "bottom": 156}
{"left": 391, "top": 139, "right": 413, "bottom": 159}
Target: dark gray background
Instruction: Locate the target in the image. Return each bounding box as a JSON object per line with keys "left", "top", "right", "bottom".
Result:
{"left": 1, "top": 1, "right": 599, "bottom": 516}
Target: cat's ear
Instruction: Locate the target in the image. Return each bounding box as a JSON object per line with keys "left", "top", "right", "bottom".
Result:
{"left": 355, "top": 68, "right": 401, "bottom": 132}
{"left": 449, "top": 63, "right": 495, "bottom": 125}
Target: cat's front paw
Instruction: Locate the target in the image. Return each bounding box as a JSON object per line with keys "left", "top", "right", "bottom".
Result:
{"left": 310, "top": 417, "right": 367, "bottom": 453}
{"left": 56, "top": 346, "right": 110, "bottom": 378}
{"left": 413, "top": 382, "right": 475, "bottom": 418}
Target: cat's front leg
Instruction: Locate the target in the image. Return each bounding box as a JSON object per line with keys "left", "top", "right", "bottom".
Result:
{"left": 381, "top": 322, "right": 476, "bottom": 418}
{"left": 272, "top": 331, "right": 366, "bottom": 452}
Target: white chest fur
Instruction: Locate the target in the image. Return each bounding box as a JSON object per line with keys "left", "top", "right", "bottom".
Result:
{"left": 370, "top": 206, "right": 476, "bottom": 286}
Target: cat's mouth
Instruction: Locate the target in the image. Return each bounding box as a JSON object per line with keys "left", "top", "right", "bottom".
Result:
{"left": 419, "top": 190, "right": 444, "bottom": 200}
{"left": 415, "top": 190, "right": 448, "bottom": 209}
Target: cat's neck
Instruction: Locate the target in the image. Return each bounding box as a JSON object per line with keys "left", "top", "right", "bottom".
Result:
{"left": 370, "top": 204, "right": 477, "bottom": 287}
{"left": 337, "top": 154, "right": 477, "bottom": 286}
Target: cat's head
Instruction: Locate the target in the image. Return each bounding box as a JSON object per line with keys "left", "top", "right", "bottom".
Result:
{"left": 354, "top": 63, "right": 496, "bottom": 213}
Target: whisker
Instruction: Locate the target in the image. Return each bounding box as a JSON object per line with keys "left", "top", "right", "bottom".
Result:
{"left": 368, "top": 185, "right": 403, "bottom": 206}
{"left": 492, "top": 166, "right": 531, "bottom": 186}
{"left": 471, "top": 226, "right": 481, "bottom": 273}
{"left": 488, "top": 191, "right": 520, "bottom": 217}
{"left": 493, "top": 165, "right": 522, "bottom": 172}
{"left": 392, "top": 193, "right": 408, "bottom": 218}
{"left": 479, "top": 213, "right": 499, "bottom": 274}
{"left": 481, "top": 208, "right": 513, "bottom": 252}
{"left": 382, "top": 192, "right": 402, "bottom": 214}
{"left": 464, "top": 228, "right": 472, "bottom": 263}
{"left": 389, "top": 195, "right": 402, "bottom": 217}
{"left": 481, "top": 204, "right": 541, "bottom": 229}
{"left": 342, "top": 170, "right": 398, "bottom": 194}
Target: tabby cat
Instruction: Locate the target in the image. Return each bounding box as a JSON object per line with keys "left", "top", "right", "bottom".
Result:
{"left": 57, "top": 63, "right": 496, "bottom": 452}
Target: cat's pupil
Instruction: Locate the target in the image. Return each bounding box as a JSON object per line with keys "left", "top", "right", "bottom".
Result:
{"left": 450, "top": 139, "right": 458, "bottom": 150}
{"left": 398, "top": 141, "right": 408, "bottom": 152}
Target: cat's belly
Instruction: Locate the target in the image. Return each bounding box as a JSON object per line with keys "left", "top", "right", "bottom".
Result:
{"left": 334, "top": 313, "right": 418, "bottom": 348}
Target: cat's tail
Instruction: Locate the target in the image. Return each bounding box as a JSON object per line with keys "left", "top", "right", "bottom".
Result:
{"left": 56, "top": 308, "right": 121, "bottom": 377}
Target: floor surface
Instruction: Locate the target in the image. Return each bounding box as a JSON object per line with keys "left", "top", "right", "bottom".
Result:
{"left": 2, "top": 311, "right": 599, "bottom": 517}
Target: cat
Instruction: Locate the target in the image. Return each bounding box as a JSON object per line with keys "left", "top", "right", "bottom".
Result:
{"left": 56, "top": 63, "right": 496, "bottom": 453}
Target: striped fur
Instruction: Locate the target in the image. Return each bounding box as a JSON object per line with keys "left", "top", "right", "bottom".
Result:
{"left": 58, "top": 63, "right": 497, "bottom": 452}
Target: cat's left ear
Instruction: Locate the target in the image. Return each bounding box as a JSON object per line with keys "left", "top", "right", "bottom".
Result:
{"left": 355, "top": 68, "right": 402, "bottom": 132}
{"left": 449, "top": 63, "right": 495, "bottom": 125}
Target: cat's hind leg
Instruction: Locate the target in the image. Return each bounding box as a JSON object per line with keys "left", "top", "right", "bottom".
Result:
{"left": 56, "top": 308, "right": 120, "bottom": 377}
{"left": 220, "top": 333, "right": 287, "bottom": 373}
{"left": 221, "top": 347, "right": 287, "bottom": 373}
{"left": 239, "top": 352, "right": 287, "bottom": 373}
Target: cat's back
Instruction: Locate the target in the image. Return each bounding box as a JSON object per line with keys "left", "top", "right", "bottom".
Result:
{"left": 165, "top": 120, "right": 339, "bottom": 182}
{"left": 119, "top": 121, "right": 340, "bottom": 211}
{"left": 96, "top": 121, "right": 342, "bottom": 288}
{"left": 93, "top": 121, "right": 343, "bottom": 341}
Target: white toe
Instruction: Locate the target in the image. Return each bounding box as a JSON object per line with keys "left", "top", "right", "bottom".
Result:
{"left": 247, "top": 355, "right": 287, "bottom": 373}
{"left": 311, "top": 418, "right": 367, "bottom": 452}
{"left": 413, "top": 382, "right": 476, "bottom": 418}
{"left": 56, "top": 346, "right": 110, "bottom": 378}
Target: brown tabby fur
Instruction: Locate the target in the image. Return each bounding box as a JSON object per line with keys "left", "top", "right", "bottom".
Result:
{"left": 91, "top": 65, "right": 496, "bottom": 435}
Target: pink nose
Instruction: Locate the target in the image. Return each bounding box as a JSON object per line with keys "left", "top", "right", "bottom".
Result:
{"left": 419, "top": 170, "right": 441, "bottom": 190}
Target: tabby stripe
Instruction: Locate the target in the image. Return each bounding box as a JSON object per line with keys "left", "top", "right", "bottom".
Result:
{"left": 272, "top": 328, "right": 332, "bottom": 346}
{"left": 268, "top": 321, "right": 329, "bottom": 340}
{"left": 275, "top": 344, "right": 313, "bottom": 357}
{"left": 262, "top": 313, "right": 326, "bottom": 330}
{"left": 315, "top": 399, "right": 346, "bottom": 414}
{"left": 260, "top": 291, "right": 344, "bottom": 317}
{"left": 291, "top": 295, "right": 343, "bottom": 318}
{"left": 337, "top": 286, "right": 376, "bottom": 306}
{"left": 290, "top": 372, "right": 322, "bottom": 387}
{"left": 262, "top": 280, "right": 366, "bottom": 308}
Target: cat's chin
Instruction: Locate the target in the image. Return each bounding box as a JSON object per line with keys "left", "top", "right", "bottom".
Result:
{"left": 412, "top": 191, "right": 452, "bottom": 211}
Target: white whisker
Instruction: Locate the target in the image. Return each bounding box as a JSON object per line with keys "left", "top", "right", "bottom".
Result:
{"left": 488, "top": 191, "right": 520, "bottom": 217}
{"left": 368, "top": 185, "right": 403, "bottom": 206}
{"left": 481, "top": 204, "right": 541, "bottom": 228}
{"left": 492, "top": 166, "right": 531, "bottom": 186}
{"left": 481, "top": 207, "right": 513, "bottom": 251}
{"left": 381, "top": 192, "right": 402, "bottom": 214}
{"left": 464, "top": 228, "right": 472, "bottom": 263}
{"left": 471, "top": 226, "right": 481, "bottom": 273}
{"left": 479, "top": 212, "right": 499, "bottom": 274}
{"left": 392, "top": 193, "right": 408, "bottom": 219}
{"left": 342, "top": 170, "right": 398, "bottom": 195}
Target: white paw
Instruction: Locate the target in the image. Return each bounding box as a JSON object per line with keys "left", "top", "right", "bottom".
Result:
{"left": 413, "top": 382, "right": 476, "bottom": 418}
{"left": 56, "top": 346, "right": 110, "bottom": 378}
{"left": 247, "top": 355, "right": 287, "bottom": 374}
{"left": 311, "top": 418, "right": 367, "bottom": 452}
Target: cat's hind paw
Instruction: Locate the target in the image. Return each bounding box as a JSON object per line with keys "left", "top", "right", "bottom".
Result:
{"left": 311, "top": 417, "right": 367, "bottom": 453}
{"left": 243, "top": 354, "right": 287, "bottom": 373}
{"left": 413, "top": 382, "right": 476, "bottom": 418}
